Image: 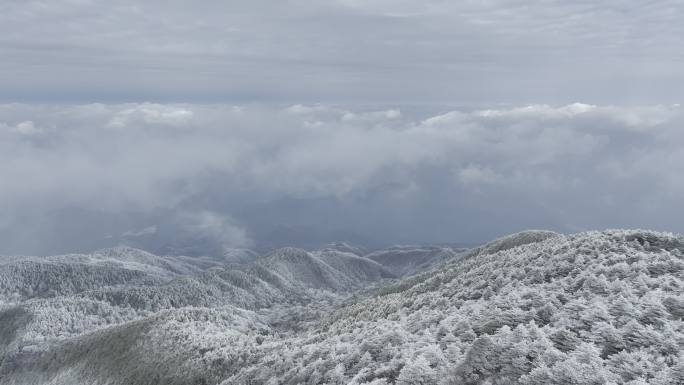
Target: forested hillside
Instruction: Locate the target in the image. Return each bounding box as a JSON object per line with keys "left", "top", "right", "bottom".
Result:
{"left": 1, "top": 230, "right": 682, "bottom": 384}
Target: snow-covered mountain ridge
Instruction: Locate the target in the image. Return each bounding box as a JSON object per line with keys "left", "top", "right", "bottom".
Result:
{"left": 1, "top": 230, "right": 682, "bottom": 384}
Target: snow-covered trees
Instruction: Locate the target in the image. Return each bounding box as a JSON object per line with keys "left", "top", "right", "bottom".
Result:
{"left": 1, "top": 230, "right": 682, "bottom": 384}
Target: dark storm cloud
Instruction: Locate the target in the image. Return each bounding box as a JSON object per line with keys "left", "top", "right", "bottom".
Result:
{"left": 1, "top": 0, "right": 684, "bottom": 102}
{"left": 1, "top": 103, "right": 683, "bottom": 254}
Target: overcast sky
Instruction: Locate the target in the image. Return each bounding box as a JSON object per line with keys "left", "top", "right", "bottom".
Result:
{"left": 1, "top": 1, "right": 684, "bottom": 255}
{"left": 2, "top": 0, "right": 684, "bottom": 103}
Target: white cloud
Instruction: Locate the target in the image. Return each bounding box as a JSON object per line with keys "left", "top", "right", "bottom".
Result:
{"left": 122, "top": 225, "right": 158, "bottom": 238}
{"left": 14, "top": 121, "right": 42, "bottom": 135}
{"left": 177, "top": 210, "right": 251, "bottom": 248}
{"left": 342, "top": 109, "right": 402, "bottom": 122}
{"left": 1, "top": 102, "right": 684, "bottom": 252}
{"left": 474, "top": 103, "right": 597, "bottom": 119}
{"left": 107, "top": 104, "right": 194, "bottom": 128}
{"left": 1, "top": 120, "right": 43, "bottom": 136}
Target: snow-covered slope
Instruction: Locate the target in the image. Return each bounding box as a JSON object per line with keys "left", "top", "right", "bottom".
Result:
{"left": 1, "top": 230, "right": 682, "bottom": 385}
{"left": 321, "top": 241, "right": 368, "bottom": 257}
{"left": 365, "top": 245, "right": 461, "bottom": 276}
{"left": 256, "top": 248, "right": 394, "bottom": 291}
{"left": 235, "top": 229, "right": 680, "bottom": 385}
{"left": 0, "top": 245, "right": 394, "bottom": 378}
{"left": 314, "top": 250, "right": 395, "bottom": 284}
{"left": 221, "top": 248, "right": 259, "bottom": 264}
{"left": 463, "top": 230, "right": 561, "bottom": 259}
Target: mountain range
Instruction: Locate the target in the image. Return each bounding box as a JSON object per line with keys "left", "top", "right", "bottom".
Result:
{"left": 0, "top": 230, "right": 682, "bottom": 384}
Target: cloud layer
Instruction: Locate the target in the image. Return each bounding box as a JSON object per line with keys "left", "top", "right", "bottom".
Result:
{"left": 1, "top": 102, "right": 683, "bottom": 254}
{"left": 1, "top": 0, "right": 684, "bottom": 102}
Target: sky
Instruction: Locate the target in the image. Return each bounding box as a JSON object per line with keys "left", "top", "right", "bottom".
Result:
{"left": 1, "top": 1, "right": 684, "bottom": 255}
{"left": 2, "top": 0, "right": 684, "bottom": 103}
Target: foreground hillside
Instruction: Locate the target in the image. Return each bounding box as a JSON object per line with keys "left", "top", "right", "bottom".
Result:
{"left": 1, "top": 230, "right": 683, "bottom": 384}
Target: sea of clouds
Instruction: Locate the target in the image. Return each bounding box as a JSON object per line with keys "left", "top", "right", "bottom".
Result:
{"left": 1, "top": 103, "right": 683, "bottom": 254}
